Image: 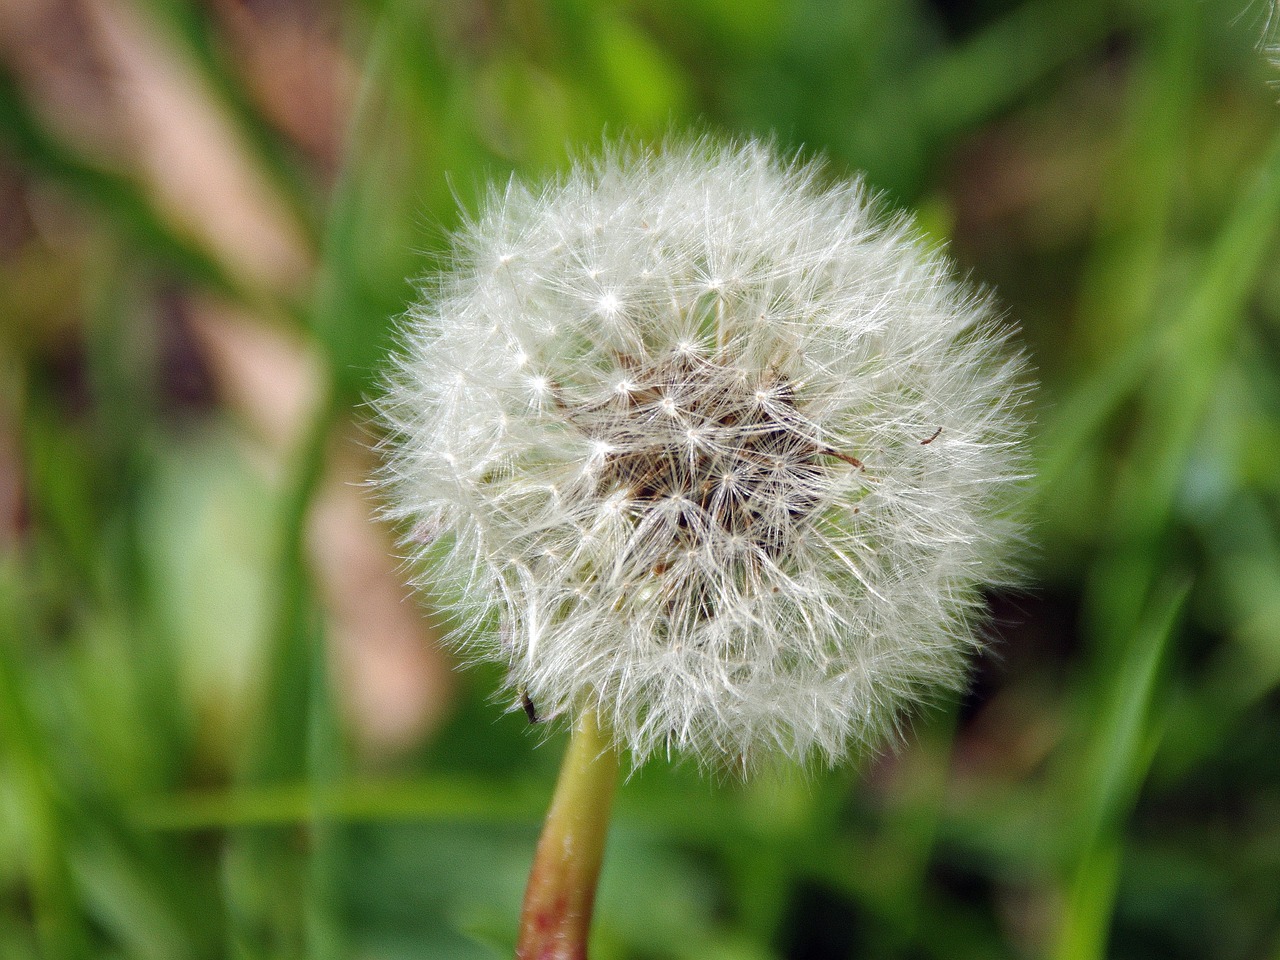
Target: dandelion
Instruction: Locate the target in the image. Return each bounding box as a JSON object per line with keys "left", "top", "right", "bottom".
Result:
{"left": 377, "top": 137, "right": 1029, "bottom": 958}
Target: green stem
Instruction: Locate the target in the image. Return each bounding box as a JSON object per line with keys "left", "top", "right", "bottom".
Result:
{"left": 516, "top": 711, "right": 620, "bottom": 960}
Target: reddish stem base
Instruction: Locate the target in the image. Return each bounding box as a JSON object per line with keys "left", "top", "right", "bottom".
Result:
{"left": 515, "top": 712, "right": 620, "bottom": 960}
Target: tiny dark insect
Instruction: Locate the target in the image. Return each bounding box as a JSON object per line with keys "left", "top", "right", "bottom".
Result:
{"left": 920, "top": 427, "right": 943, "bottom": 445}
{"left": 521, "top": 691, "right": 540, "bottom": 724}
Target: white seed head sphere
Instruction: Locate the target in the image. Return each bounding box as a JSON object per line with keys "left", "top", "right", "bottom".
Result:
{"left": 379, "top": 139, "right": 1029, "bottom": 772}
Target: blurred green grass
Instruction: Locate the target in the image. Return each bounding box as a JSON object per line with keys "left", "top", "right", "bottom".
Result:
{"left": 2, "top": 0, "right": 1280, "bottom": 957}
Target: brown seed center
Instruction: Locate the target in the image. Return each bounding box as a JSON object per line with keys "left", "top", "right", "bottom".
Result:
{"left": 582, "top": 353, "right": 831, "bottom": 556}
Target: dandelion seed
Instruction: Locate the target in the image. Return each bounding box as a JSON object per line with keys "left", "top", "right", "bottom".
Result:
{"left": 377, "top": 137, "right": 1030, "bottom": 773}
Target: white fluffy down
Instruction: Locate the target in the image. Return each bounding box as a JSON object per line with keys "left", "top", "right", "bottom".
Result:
{"left": 378, "top": 139, "right": 1029, "bottom": 772}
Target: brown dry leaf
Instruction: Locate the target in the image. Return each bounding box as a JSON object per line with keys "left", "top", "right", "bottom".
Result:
{"left": 0, "top": 0, "right": 125, "bottom": 166}
{"left": 214, "top": 0, "right": 356, "bottom": 178}
{"left": 79, "top": 0, "right": 313, "bottom": 297}
{"left": 0, "top": 0, "right": 315, "bottom": 295}
{"left": 186, "top": 298, "right": 324, "bottom": 458}
{"left": 309, "top": 448, "right": 454, "bottom": 758}
{"left": 189, "top": 295, "right": 453, "bottom": 755}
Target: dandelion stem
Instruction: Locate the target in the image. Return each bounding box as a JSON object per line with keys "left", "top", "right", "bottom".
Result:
{"left": 516, "top": 711, "right": 619, "bottom": 960}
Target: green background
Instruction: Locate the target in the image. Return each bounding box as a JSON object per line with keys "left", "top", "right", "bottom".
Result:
{"left": 1, "top": 0, "right": 1279, "bottom": 957}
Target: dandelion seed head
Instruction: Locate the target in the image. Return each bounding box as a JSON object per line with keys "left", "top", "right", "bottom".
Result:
{"left": 378, "top": 138, "right": 1031, "bottom": 773}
